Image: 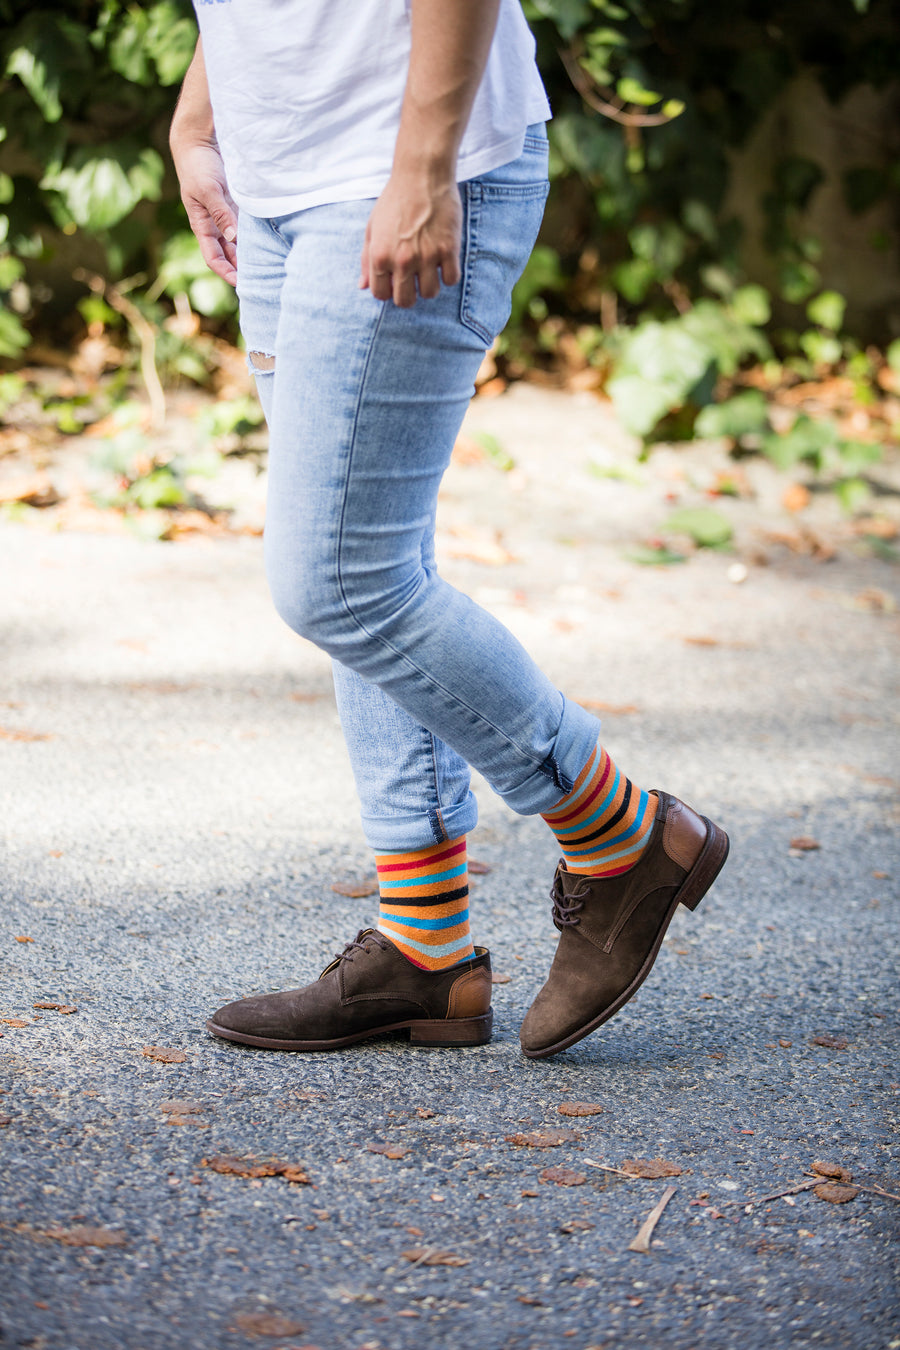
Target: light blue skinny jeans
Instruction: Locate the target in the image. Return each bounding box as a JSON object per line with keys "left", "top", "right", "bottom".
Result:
{"left": 236, "top": 127, "right": 600, "bottom": 852}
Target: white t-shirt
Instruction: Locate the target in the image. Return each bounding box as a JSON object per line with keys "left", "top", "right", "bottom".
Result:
{"left": 193, "top": 0, "right": 551, "bottom": 216}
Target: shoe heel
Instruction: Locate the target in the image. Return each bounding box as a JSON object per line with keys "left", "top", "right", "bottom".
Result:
{"left": 408, "top": 1010, "right": 493, "bottom": 1047}
{"left": 679, "top": 822, "right": 730, "bottom": 912}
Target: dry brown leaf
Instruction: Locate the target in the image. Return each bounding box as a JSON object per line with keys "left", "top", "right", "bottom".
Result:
{"left": 160, "top": 1099, "right": 205, "bottom": 1115}
{"left": 854, "top": 588, "right": 895, "bottom": 613}
{"left": 779, "top": 1038, "right": 793, "bottom": 1048}
{"left": 541, "top": 1166, "right": 587, "bottom": 1187}
{"left": 232, "top": 1312, "right": 306, "bottom": 1337}
{"left": 491, "top": 972, "right": 512, "bottom": 985}
{"left": 0, "top": 727, "right": 53, "bottom": 742}
{"left": 0, "top": 478, "right": 61, "bottom": 508}
{"left": 809, "top": 1034, "right": 848, "bottom": 1050}
{"left": 620, "top": 1158, "right": 683, "bottom": 1179}
{"left": 367, "top": 1142, "right": 410, "bottom": 1159}
{"left": 790, "top": 836, "right": 821, "bottom": 851}
{"left": 33, "top": 1002, "right": 77, "bottom": 1014}
{"left": 44, "top": 1225, "right": 127, "bottom": 1248}
{"left": 0, "top": 1116, "right": 12, "bottom": 1126}
{"left": 506, "top": 1128, "right": 578, "bottom": 1149}
{"left": 782, "top": 483, "right": 811, "bottom": 513}
{"left": 576, "top": 699, "right": 640, "bottom": 716}
{"left": 14, "top": 936, "right": 34, "bottom": 943}
{"left": 559, "top": 1218, "right": 594, "bottom": 1233}
{"left": 141, "top": 1046, "right": 188, "bottom": 1063}
{"left": 202, "top": 1155, "right": 311, "bottom": 1185}
{"left": 416, "top": 1108, "right": 435, "bottom": 1119}
{"left": 402, "top": 1248, "right": 470, "bottom": 1267}
{"left": 330, "top": 877, "right": 378, "bottom": 898}
{"left": 812, "top": 1161, "right": 854, "bottom": 1183}
{"left": 557, "top": 1101, "right": 604, "bottom": 1117}
{"left": 468, "top": 858, "right": 492, "bottom": 875}
{"left": 814, "top": 1182, "right": 860, "bottom": 1204}
{"left": 1, "top": 1018, "right": 31, "bottom": 1028}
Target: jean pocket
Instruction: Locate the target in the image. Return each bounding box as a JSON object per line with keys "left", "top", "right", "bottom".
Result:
{"left": 459, "top": 177, "right": 550, "bottom": 346}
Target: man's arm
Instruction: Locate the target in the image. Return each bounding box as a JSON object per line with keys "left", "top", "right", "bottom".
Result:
{"left": 360, "top": 0, "right": 502, "bottom": 308}
{"left": 169, "top": 40, "right": 238, "bottom": 286}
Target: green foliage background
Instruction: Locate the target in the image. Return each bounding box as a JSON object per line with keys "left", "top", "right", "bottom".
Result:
{"left": 0, "top": 0, "right": 897, "bottom": 367}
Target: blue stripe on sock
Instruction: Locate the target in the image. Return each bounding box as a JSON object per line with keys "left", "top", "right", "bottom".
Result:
{"left": 379, "top": 909, "right": 470, "bottom": 932}
{"left": 379, "top": 863, "right": 467, "bottom": 889}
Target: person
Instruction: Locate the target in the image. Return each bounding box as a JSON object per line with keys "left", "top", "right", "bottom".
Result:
{"left": 169, "top": 0, "right": 729, "bottom": 1060}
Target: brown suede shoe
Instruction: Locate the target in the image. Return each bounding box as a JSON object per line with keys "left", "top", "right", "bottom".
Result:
{"left": 520, "top": 791, "right": 729, "bottom": 1059}
{"left": 207, "top": 929, "right": 493, "bottom": 1051}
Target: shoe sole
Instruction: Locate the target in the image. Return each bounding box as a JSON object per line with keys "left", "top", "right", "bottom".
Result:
{"left": 206, "top": 1008, "right": 493, "bottom": 1052}
{"left": 522, "top": 817, "right": 730, "bottom": 1060}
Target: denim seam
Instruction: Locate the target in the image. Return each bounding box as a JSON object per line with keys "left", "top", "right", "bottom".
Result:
{"left": 333, "top": 303, "right": 553, "bottom": 780}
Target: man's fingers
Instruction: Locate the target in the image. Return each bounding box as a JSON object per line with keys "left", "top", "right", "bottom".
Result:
{"left": 439, "top": 249, "right": 461, "bottom": 289}
{"left": 393, "top": 272, "right": 418, "bottom": 309}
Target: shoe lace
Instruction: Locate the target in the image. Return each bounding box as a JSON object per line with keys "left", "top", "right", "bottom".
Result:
{"left": 335, "top": 929, "right": 389, "bottom": 964}
{"left": 550, "top": 873, "right": 589, "bottom": 931}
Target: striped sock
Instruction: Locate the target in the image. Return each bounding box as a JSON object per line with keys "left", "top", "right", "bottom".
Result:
{"left": 375, "top": 836, "right": 475, "bottom": 971}
{"left": 542, "top": 744, "right": 658, "bottom": 877}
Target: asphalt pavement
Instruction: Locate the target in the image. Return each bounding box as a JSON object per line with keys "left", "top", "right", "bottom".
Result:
{"left": 1, "top": 385, "right": 898, "bottom": 1350}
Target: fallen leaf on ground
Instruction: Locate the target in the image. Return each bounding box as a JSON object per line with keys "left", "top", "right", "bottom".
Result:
{"left": 517, "top": 1295, "right": 544, "bottom": 1306}
{"left": 402, "top": 1248, "right": 470, "bottom": 1267}
{"left": 330, "top": 877, "right": 378, "bottom": 898}
{"left": 0, "top": 727, "right": 53, "bottom": 742}
{"left": 415, "top": 1108, "right": 435, "bottom": 1119}
{"left": 621, "top": 1158, "right": 683, "bottom": 1179}
{"left": 142, "top": 1046, "right": 188, "bottom": 1063}
{"left": 541, "top": 1167, "right": 586, "bottom": 1186}
{"left": 576, "top": 699, "right": 640, "bottom": 715}
{"left": 506, "top": 1129, "right": 579, "bottom": 1148}
{"left": 789, "top": 836, "right": 820, "bottom": 851}
{"left": 14, "top": 936, "right": 34, "bottom": 943}
{"left": 0, "top": 1116, "right": 11, "bottom": 1126}
{"left": 809, "top": 1034, "right": 848, "bottom": 1050}
{"left": 779, "top": 1039, "right": 793, "bottom": 1048}
{"left": 557, "top": 1101, "right": 604, "bottom": 1117}
{"left": 782, "top": 483, "right": 811, "bottom": 513}
{"left": 159, "top": 1099, "right": 205, "bottom": 1115}
{"left": 814, "top": 1182, "right": 860, "bottom": 1204}
{"left": 853, "top": 588, "right": 895, "bottom": 613}
{"left": 203, "top": 1155, "right": 310, "bottom": 1184}
{"left": 367, "top": 1143, "right": 410, "bottom": 1159}
{"left": 559, "top": 1218, "right": 594, "bottom": 1233}
{"left": 812, "top": 1161, "right": 854, "bottom": 1183}
{"left": 491, "top": 972, "right": 512, "bottom": 984}
{"left": 1, "top": 1018, "right": 31, "bottom": 1027}
{"left": 232, "top": 1312, "right": 306, "bottom": 1337}
{"left": 32, "top": 1003, "right": 77, "bottom": 1014}
{"left": 0, "top": 478, "right": 60, "bottom": 508}
{"left": 468, "top": 858, "right": 492, "bottom": 876}
{"left": 44, "top": 1225, "right": 127, "bottom": 1248}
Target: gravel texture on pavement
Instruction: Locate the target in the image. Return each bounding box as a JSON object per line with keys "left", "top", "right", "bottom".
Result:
{"left": 1, "top": 385, "right": 898, "bottom": 1350}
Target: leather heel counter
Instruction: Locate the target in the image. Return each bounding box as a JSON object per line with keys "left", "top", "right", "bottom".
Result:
{"left": 663, "top": 798, "right": 707, "bottom": 870}
{"left": 447, "top": 967, "right": 492, "bottom": 1019}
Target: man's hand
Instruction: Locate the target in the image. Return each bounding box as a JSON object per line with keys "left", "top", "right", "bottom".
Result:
{"left": 360, "top": 172, "right": 461, "bottom": 309}
{"left": 172, "top": 140, "right": 238, "bottom": 287}
{"left": 359, "top": 0, "right": 499, "bottom": 309}
{"left": 169, "top": 39, "right": 237, "bottom": 287}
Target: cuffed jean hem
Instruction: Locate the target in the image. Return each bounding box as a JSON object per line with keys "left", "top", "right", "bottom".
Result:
{"left": 360, "top": 791, "right": 479, "bottom": 854}
{"left": 496, "top": 695, "right": 600, "bottom": 817}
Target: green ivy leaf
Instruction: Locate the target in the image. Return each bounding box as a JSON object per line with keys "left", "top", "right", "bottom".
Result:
{"left": 806, "top": 290, "right": 846, "bottom": 333}
{"left": 694, "top": 390, "right": 769, "bottom": 440}
{"left": 42, "top": 145, "right": 164, "bottom": 231}
{"left": 0, "top": 304, "right": 30, "bottom": 358}
{"left": 663, "top": 506, "right": 733, "bottom": 548}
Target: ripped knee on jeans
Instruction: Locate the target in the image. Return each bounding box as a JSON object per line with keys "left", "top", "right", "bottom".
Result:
{"left": 249, "top": 351, "right": 276, "bottom": 372}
